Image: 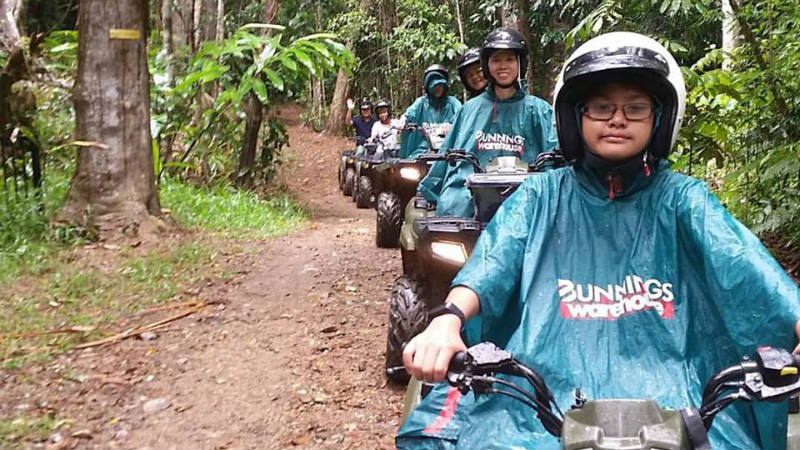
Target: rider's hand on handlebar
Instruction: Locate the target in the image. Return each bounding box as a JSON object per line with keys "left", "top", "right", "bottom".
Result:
{"left": 403, "top": 315, "right": 466, "bottom": 383}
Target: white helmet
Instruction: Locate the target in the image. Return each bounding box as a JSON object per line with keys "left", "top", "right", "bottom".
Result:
{"left": 553, "top": 32, "right": 686, "bottom": 163}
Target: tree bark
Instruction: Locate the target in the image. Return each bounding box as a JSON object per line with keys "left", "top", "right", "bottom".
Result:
{"left": 324, "top": 68, "right": 351, "bottom": 136}
{"left": 721, "top": 0, "right": 739, "bottom": 70}
{"left": 237, "top": 93, "right": 262, "bottom": 188}
{"left": 215, "top": 0, "right": 224, "bottom": 41}
{"left": 194, "top": 0, "right": 216, "bottom": 48}
{"left": 0, "top": 0, "right": 22, "bottom": 53}
{"left": 60, "top": 0, "right": 162, "bottom": 237}
{"left": 236, "top": 0, "right": 279, "bottom": 187}
{"left": 172, "top": 0, "right": 194, "bottom": 49}
{"left": 541, "top": 13, "right": 568, "bottom": 100}
{"left": 263, "top": 0, "right": 279, "bottom": 25}
{"left": 325, "top": 0, "right": 372, "bottom": 135}
{"left": 162, "top": 0, "right": 175, "bottom": 85}
{"left": 515, "top": 0, "right": 536, "bottom": 93}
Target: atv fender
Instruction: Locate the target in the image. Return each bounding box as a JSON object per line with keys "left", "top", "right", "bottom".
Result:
{"left": 399, "top": 197, "right": 434, "bottom": 251}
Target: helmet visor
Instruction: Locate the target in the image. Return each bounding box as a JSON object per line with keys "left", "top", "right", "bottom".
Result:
{"left": 564, "top": 47, "right": 669, "bottom": 83}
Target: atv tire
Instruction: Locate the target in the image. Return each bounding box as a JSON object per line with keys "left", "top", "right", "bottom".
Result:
{"left": 386, "top": 276, "right": 428, "bottom": 384}
{"left": 376, "top": 192, "right": 402, "bottom": 248}
{"left": 356, "top": 175, "right": 373, "bottom": 208}
{"left": 343, "top": 167, "right": 356, "bottom": 196}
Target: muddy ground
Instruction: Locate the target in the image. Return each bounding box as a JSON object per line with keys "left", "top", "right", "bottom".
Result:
{"left": 0, "top": 105, "right": 408, "bottom": 449}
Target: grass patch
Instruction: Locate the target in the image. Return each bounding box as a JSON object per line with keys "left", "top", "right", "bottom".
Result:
{"left": 160, "top": 177, "right": 308, "bottom": 238}
{"left": 0, "top": 174, "right": 79, "bottom": 284}
{"left": 1, "top": 175, "right": 306, "bottom": 369}
{"left": 0, "top": 241, "right": 227, "bottom": 369}
{"left": 0, "top": 413, "right": 57, "bottom": 450}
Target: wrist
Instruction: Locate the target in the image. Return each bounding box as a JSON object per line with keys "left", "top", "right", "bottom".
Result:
{"left": 429, "top": 313, "right": 463, "bottom": 331}
{"left": 428, "top": 303, "right": 466, "bottom": 329}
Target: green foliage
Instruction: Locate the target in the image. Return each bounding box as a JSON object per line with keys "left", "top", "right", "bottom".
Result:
{"left": 153, "top": 25, "right": 353, "bottom": 184}
{"left": 329, "top": 0, "right": 467, "bottom": 109}
{"left": 679, "top": 0, "right": 800, "bottom": 244}
{"left": 160, "top": 177, "right": 307, "bottom": 238}
{"left": 560, "top": 0, "right": 718, "bottom": 63}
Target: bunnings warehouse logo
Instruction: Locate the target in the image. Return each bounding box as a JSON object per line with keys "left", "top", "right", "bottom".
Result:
{"left": 558, "top": 275, "right": 675, "bottom": 320}
{"left": 474, "top": 130, "right": 525, "bottom": 155}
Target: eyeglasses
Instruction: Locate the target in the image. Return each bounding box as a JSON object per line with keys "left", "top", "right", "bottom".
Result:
{"left": 581, "top": 102, "right": 654, "bottom": 121}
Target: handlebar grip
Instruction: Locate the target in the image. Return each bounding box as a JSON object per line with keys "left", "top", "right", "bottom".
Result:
{"left": 386, "top": 366, "right": 407, "bottom": 377}
{"left": 449, "top": 352, "right": 467, "bottom": 373}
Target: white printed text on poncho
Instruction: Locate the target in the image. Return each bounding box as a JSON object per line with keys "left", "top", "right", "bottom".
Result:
{"left": 474, "top": 131, "right": 525, "bottom": 155}
{"left": 558, "top": 275, "right": 675, "bottom": 320}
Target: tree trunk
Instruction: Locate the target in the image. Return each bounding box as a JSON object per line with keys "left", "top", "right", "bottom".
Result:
{"left": 236, "top": 0, "right": 279, "bottom": 186}
{"left": 325, "top": 68, "right": 351, "bottom": 135}
{"left": 721, "top": 0, "right": 739, "bottom": 70}
{"left": 263, "top": 0, "right": 279, "bottom": 25}
{"left": 161, "top": 0, "right": 174, "bottom": 85}
{"left": 451, "top": 0, "right": 464, "bottom": 44}
{"left": 515, "top": 0, "right": 536, "bottom": 93}
{"left": 499, "top": 3, "right": 516, "bottom": 27}
{"left": 541, "top": 13, "right": 568, "bottom": 100}
{"left": 194, "top": 0, "right": 216, "bottom": 48}
{"left": 325, "top": 0, "right": 372, "bottom": 135}
{"left": 172, "top": 0, "right": 194, "bottom": 49}
{"left": 0, "top": 0, "right": 22, "bottom": 53}
{"left": 215, "top": 0, "right": 224, "bottom": 41}
{"left": 237, "top": 93, "right": 262, "bottom": 188}
{"left": 60, "top": 0, "right": 161, "bottom": 238}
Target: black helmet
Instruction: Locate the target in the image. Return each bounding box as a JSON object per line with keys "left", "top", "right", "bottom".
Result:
{"left": 359, "top": 97, "right": 372, "bottom": 110}
{"left": 424, "top": 64, "right": 449, "bottom": 81}
{"left": 480, "top": 27, "right": 528, "bottom": 86}
{"left": 374, "top": 99, "right": 391, "bottom": 115}
{"left": 553, "top": 32, "right": 686, "bottom": 164}
{"left": 457, "top": 48, "right": 483, "bottom": 94}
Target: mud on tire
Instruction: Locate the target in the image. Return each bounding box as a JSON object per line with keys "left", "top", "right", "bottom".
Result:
{"left": 343, "top": 167, "right": 356, "bottom": 196}
{"left": 386, "top": 276, "right": 428, "bottom": 384}
{"left": 356, "top": 175, "right": 373, "bottom": 208}
{"left": 376, "top": 192, "right": 402, "bottom": 248}
{"left": 338, "top": 163, "right": 345, "bottom": 191}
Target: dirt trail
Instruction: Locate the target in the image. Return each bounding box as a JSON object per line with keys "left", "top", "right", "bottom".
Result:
{"left": 0, "top": 105, "right": 406, "bottom": 449}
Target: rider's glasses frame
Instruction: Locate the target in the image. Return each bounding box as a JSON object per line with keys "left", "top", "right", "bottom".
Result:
{"left": 580, "top": 101, "right": 655, "bottom": 121}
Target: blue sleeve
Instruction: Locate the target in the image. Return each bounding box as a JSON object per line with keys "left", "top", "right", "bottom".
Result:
{"left": 417, "top": 107, "right": 463, "bottom": 203}
{"left": 405, "top": 97, "right": 424, "bottom": 123}
{"left": 678, "top": 180, "right": 800, "bottom": 351}
{"left": 448, "top": 97, "right": 462, "bottom": 123}
{"left": 531, "top": 100, "right": 559, "bottom": 152}
{"left": 452, "top": 179, "right": 536, "bottom": 329}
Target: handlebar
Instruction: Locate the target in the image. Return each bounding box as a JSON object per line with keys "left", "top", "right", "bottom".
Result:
{"left": 417, "top": 149, "right": 483, "bottom": 174}
{"left": 393, "top": 343, "right": 800, "bottom": 438}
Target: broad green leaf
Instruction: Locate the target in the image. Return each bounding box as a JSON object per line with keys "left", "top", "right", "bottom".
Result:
{"left": 263, "top": 68, "right": 284, "bottom": 91}
{"left": 253, "top": 78, "right": 268, "bottom": 101}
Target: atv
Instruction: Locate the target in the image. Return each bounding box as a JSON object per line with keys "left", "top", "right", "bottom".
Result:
{"left": 384, "top": 151, "right": 565, "bottom": 383}
{"left": 392, "top": 342, "right": 800, "bottom": 450}
{"left": 371, "top": 123, "right": 449, "bottom": 248}
{"left": 339, "top": 137, "right": 366, "bottom": 197}
{"left": 351, "top": 131, "right": 400, "bottom": 209}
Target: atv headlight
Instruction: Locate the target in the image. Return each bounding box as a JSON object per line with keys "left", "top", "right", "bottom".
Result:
{"left": 431, "top": 241, "right": 468, "bottom": 265}
{"left": 347, "top": 157, "right": 354, "bottom": 164}
{"left": 400, "top": 167, "right": 421, "bottom": 181}
{"left": 364, "top": 162, "right": 370, "bottom": 168}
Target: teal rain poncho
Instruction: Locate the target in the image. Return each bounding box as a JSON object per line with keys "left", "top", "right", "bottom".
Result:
{"left": 397, "top": 161, "right": 800, "bottom": 450}
{"left": 417, "top": 84, "right": 559, "bottom": 218}
{"left": 400, "top": 72, "right": 461, "bottom": 159}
